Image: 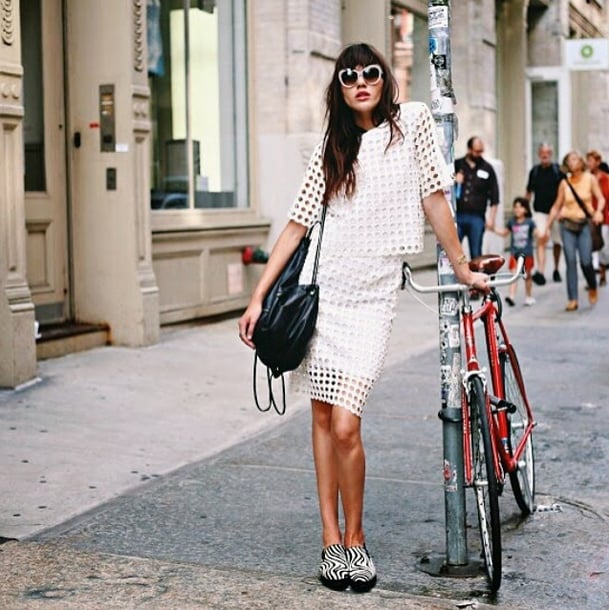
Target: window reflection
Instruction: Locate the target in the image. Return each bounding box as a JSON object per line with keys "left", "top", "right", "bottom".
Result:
{"left": 149, "top": 0, "right": 247, "bottom": 211}
{"left": 391, "top": 6, "right": 413, "bottom": 103}
{"left": 390, "top": 4, "right": 429, "bottom": 105}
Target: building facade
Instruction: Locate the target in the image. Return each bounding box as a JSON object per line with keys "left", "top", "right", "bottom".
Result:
{"left": 1, "top": 0, "right": 608, "bottom": 387}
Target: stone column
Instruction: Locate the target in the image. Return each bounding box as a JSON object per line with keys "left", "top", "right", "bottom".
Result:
{"left": 451, "top": 0, "right": 498, "bottom": 154}
{"left": 497, "top": 0, "right": 528, "bottom": 202}
{"left": 341, "top": 0, "right": 390, "bottom": 55}
{"left": 0, "top": 0, "right": 37, "bottom": 387}
{"left": 66, "top": 0, "right": 159, "bottom": 346}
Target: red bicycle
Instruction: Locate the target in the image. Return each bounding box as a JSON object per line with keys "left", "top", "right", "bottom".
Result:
{"left": 403, "top": 254, "right": 536, "bottom": 592}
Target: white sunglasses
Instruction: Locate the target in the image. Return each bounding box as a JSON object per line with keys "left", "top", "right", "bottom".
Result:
{"left": 338, "top": 64, "right": 383, "bottom": 88}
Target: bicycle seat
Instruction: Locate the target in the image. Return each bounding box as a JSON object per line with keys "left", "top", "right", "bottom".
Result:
{"left": 469, "top": 254, "right": 505, "bottom": 275}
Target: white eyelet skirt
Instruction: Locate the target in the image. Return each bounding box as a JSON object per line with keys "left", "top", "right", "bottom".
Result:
{"left": 289, "top": 251, "right": 403, "bottom": 417}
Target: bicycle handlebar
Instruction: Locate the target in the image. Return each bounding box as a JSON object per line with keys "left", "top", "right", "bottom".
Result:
{"left": 403, "top": 256, "right": 525, "bottom": 295}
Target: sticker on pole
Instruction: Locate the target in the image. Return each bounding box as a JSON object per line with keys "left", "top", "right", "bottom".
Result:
{"left": 431, "top": 95, "right": 454, "bottom": 116}
{"left": 428, "top": 6, "right": 449, "bottom": 30}
{"left": 443, "top": 459, "right": 458, "bottom": 492}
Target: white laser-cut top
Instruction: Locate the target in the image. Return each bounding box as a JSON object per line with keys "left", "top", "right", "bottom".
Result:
{"left": 288, "top": 101, "right": 453, "bottom": 254}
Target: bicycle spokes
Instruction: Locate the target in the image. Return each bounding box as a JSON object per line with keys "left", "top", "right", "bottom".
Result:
{"left": 501, "top": 348, "right": 536, "bottom": 514}
{"left": 469, "top": 377, "right": 502, "bottom": 591}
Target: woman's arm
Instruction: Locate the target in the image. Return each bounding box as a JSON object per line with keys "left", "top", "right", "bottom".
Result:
{"left": 238, "top": 219, "right": 308, "bottom": 348}
{"left": 422, "top": 190, "right": 490, "bottom": 291}
{"left": 486, "top": 204, "right": 499, "bottom": 231}
{"left": 545, "top": 182, "right": 565, "bottom": 233}
{"left": 590, "top": 174, "right": 605, "bottom": 223}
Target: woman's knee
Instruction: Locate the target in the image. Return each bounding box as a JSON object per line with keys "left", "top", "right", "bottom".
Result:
{"left": 312, "top": 400, "right": 333, "bottom": 431}
{"left": 331, "top": 409, "right": 362, "bottom": 452}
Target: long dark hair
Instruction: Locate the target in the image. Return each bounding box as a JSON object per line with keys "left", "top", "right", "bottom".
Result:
{"left": 322, "top": 43, "right": 401, "bottom": 203}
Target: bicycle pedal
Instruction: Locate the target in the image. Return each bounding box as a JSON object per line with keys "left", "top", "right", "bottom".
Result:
{"left": 493, "top": 398, "right": 516, "bottom": 414}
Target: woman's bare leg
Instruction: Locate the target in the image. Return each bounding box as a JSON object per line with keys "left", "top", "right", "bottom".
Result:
{"left": 312, "top": 400, "right": 366, "bottom": 548}
{"left": 312, "top": 399, "right": 375, "bottom": 591}
{"left": 331, "top": 405, "right": 366, "bottom": 548}
{"left": 311, "top": 399, "right": 341, "bottom": 547}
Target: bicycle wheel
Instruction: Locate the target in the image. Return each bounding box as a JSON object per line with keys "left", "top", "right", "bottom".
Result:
{"left": 501, "top": 347, "right": 536, "bottom": 514}
{"left": 469, "top": 376, "right": 502, "bottom": 591}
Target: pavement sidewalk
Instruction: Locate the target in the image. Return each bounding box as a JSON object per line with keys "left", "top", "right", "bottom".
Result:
{"left": 0, "top": 268, "right": 445, "bottom": 543}
{"left": 0, "top": 264, "right": 603, "bottom": 610}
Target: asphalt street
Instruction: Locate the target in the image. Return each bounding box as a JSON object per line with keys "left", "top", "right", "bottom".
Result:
{"left": 1, "top": 265, "right": 608, "bottom": 609}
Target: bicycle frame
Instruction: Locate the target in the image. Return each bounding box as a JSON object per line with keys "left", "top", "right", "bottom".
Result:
{"left": 482, "top": 310, "right": 535, "bottom": 476}
{"left": 402, "top": 256, "right": 534, "bottom": 486}
{"left": 460, "top": 295, "right": 498, "bottom": 487}
{"left": 461, "top": 293, "right": 535, "bottom": 486}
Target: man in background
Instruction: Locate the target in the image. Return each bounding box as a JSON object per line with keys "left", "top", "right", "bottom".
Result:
{"left": 454, "top": 136, "right": 500, "bottom": 258}
{"left": 525, "top": 143, "right": 564, "bottom": 285}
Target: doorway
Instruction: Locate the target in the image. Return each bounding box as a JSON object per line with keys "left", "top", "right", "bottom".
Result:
{"left": 22, "top": 0, "right": 70, "bottom": 326}
{"left": 526, "top": 66, "right": 571, "bottom": 168}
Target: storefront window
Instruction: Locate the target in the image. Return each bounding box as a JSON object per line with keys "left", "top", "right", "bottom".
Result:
{"left": 148, "top": 0, "right": 247, "bottom": 210}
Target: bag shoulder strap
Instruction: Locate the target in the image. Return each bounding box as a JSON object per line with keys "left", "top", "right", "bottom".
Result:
{"left": 531, "top": 164, "right": 539, "bottom": 182}
{"left": 565, "top": 177, "right": 591, "bottom": 218}
{"left": 309, "top": 204, "right": 328, "bottom": 284}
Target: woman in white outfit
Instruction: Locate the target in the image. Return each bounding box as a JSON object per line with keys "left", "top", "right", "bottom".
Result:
{"left": 238, "top": 43, "right": 489, "bottom": 593}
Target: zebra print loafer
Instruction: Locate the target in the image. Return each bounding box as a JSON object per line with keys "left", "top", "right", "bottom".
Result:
{"left": 345, "top": 545, "right": 377, "bottom": 592}
{"left": 318, "top": 544, "right": 349, "bottom": 591}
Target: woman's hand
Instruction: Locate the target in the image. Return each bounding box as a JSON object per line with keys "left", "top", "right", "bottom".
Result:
{"left": 454, "top": 268, "right": 491, "bottom": 294}
{"left": 237, "top": 219, "right": 308, "bottom": 350}
{"left": 238, "top": 300, "right": 262, "bottom": 349}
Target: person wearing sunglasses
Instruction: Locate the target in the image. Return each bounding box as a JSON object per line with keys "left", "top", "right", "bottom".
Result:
{"left": 238, "top": 42, "right": 489, "bottom": 593}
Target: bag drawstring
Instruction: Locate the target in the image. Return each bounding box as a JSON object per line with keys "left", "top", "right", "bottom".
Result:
{"left": 253, "top": 353, "right": 287, "bottom": 415}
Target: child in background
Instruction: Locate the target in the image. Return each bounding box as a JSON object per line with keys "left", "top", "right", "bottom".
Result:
{"left": 494, "top": 197, "right": 541, "bottom": 306}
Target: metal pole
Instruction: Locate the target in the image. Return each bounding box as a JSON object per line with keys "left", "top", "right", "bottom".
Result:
{"left": 427, "top": 0, "right": 470, "bottom": 571}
